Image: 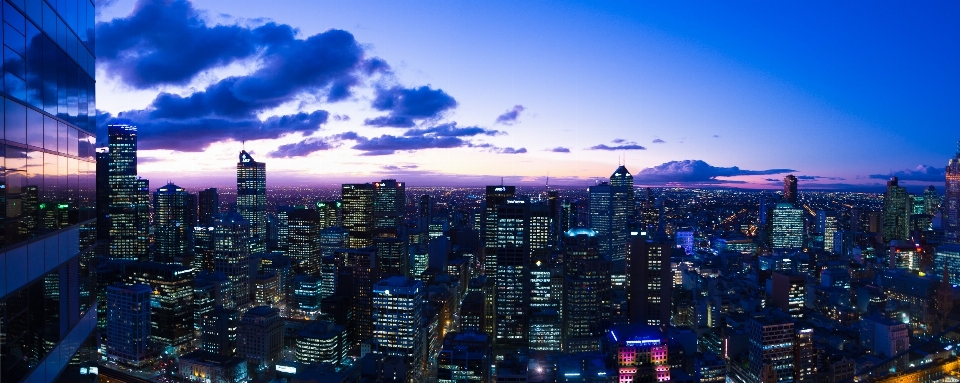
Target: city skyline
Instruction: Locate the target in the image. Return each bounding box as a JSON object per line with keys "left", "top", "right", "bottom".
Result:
{"left": 95, "top": 0, "right": 960, "bottom": 190}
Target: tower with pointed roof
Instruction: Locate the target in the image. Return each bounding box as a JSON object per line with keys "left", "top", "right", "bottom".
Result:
{"left": 946, "top": 141, "right": 960, "bottom": 243}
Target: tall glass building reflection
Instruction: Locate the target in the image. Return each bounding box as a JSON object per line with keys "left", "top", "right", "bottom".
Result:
{"left": 0, "top": 0, "right": 98, "bottom": 381}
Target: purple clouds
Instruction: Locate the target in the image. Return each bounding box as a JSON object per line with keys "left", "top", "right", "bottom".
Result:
{"left": 634, "top": 160, "right": 795, "bottom": 183}
{"left": 869, "top": 165, "right": 945, "bottom": 182}
{"left": 364, "top": 86, "right": 459, "bottom": 127}
{"left": 495, "top": 105, "right": 525, "bottom": 125}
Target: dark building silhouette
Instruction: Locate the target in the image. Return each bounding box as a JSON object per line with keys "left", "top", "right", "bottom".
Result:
{"left": 198, "top": 188, "right": 220, "bottom": 226}
{"left": 783, "top": 174, "right": 798, "bottom": 205}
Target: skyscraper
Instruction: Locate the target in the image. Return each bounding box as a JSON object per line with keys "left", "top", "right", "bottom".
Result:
{"left": 124, "top": 262, "right": 196, "bottom": 349}
{"left": 0, "top": 1, "right": 99, "bottom": 378}
{"left": 198, "top": 188, "right": 220, "bottom": 226}
{"left": 563, "top": 228, "right": 610, "bottom": 353}
{"left": 482, "top": 185, "right": 515, "bottom": 278}
{"left": 748, "top": 315, "right": 796, "bottom": 383}
{"left": 153, "top": 183, "right": 197, "bottom": 263}
{"left": 493, "top": 196, "right": 531, "bottom": 351}
{"left": 588, "top": 182, "right": 630, "bottom": 274}
{"left": 287, "top": 208, "right": 321, "bottom": 275}
{"left": 106, "top": 123, "right": 148, "bottom": 260}
{"left": 771, "top": 203, "right": 804, "bottom": 251}
{"left": 342, "top": 183, "right": 375, "bottom": 248}
{"left": 629, "top": 236, "right": 672, "bottom": 326}
{"left": 946, "top": 142, "right": 960, "bottom": 244}
{"left": 237, "top": 150, "right": 266, "bottom": 254}
{"left": 373, "top": 179, "right": 405, "bottom": 232}
{"left": 372, "top": 276, "right": 426, "bottom": 382}
{"left": 237, "top": 306, "right": 284, "bottom": 371}
{"left": 783, "top": 174, "right": 798, "bottom": 205}
{"left": 883, "top": 177, "right": 909, "bottom": 242}
{"left": 214, "top": 212, "right": 252, "bottom": 310}
{"left": 107, "top": 284, "right": 153, "bottom": 368}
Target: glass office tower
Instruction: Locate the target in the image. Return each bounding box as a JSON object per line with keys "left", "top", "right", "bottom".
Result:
{"left": 0, "top": 0, "right": 98, "bottom": 382}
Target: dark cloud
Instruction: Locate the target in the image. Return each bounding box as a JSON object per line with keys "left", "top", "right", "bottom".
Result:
{"left": 107, "top": 109, "right": 329, "bottom": 152}
{"left": 97, "top": 0, "right": 398, "bottom": 151}
{"left": 97, "top": 0, "right": 297, "bottom": 89}
{"left": 634, "top": 160, "right": 795, "bottom": 183}
{"left": 713, "top": 135, "right": 720, "bottom": 138}
{"left": 403, "top": 122, "right": 501, "bottom": 137}
{"left": 268, "top": 137, "right": 338, "bottom": 158}
{"left": 611, "top": 138, "right": 627, "bottom": 144}
{"left": 652, "top": 138, "right": 666, "bottom": 144}
{"left": 549, "top": 147, "right": 571, "bottom": 153}
{"left": 589, "top": 144, "right": 647, "bottom": 151}
{"left": 495, "top": 105, "right": 525, "bottom": 125}
{"left": 869, "top": 165, "right": 945, "bottom": 182}
{"left": 497, "top": 147, "right": 527, "bottom": 154}
{"left": 364, "top": 86, "right": 458, "bottom": 127}
{"left": 332, "top": 114, "right": 351, "bottom": 121}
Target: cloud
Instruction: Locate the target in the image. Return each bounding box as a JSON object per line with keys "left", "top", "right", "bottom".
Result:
{"left": 332, "top": 114, "right": 350, "bottom": 121}
{"left": 351, "top": 134, "right": 468, "bottom": 156}
{"left": 497, "top": 147, "right": 527, "bottom": 154}
{"left": 869, "top": 165, "right": 945, "bottom": 182}
{"left": 634, "top": 160, "right": 795, "bottom": 183}
{"left": 495, "top": 105, "right": 525, "bottom": 125}
{"left": 589, "top": 144, "right": 647, "bottom": 151}
{"left": 106, "top": 110, "right": 330, "bottom": 151}
{"left": 713, "top": 135, "right": 720, "bottom": 138}
{"left": 549, "top": 147, "right": 571, "bottom": 153}
{"left": 97, "top": 0, "right": 297, "bottom": 89}
{"left": 268, "top": 137, "right": 339, "bottom": 158}
{"left": 763, "top": 175, "right": 846, "bottom": 182}
{"left": 403, "top": 122, "right": 501, "bottom": 137}
{"left": 652, "top": 138, "right": 666, "bottom": 144}
{"left": 611, "top": 138, "right": 627, "bottom": 143}
{"left": 364, "top": 86, "right": 458, "bottom": 127}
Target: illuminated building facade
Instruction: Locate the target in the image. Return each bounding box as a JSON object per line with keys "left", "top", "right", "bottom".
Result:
{"left": 748, "top": 316, "right": 795, "bottom": 383}
{"left": 606, "top": 324, "right": 670, "bottom": 382}
{"left": 772, "top": 272, "right": 806, "bottom": 319}
{"left": 214, "top": 212, "right": 252, "bottom": 310}
{"left": 237, "top": 150, "right": 266, "bottom": 254}
{"left": 178, "top": 350, "right": 249, "bottom": 383}
{"left": 201, "top": 306, "right": 240, "bottom": 356}
{"left": 153, "top": 183, "right": 196, "bottom": 263}
{"left": 287, "top": 208, "right": 321, "bottom": 275}
{"left": 106, "top": 283, "right": 153, "bottom": 367}
{"left": 483, "top": 185, "right": 515, "bottom": 279}
{"left": 316, "top": 200, "right": 343, "bottom": 229}
{"left": 493, "top": 197, "right": 531, "bottom": 351}
{"left": 935, "top": 244, "right": 960, "bottom": 284}
{"left": 588, "top": 182, "right": 630, "bottom": 275}
{"left": 292, "top": 275, "right": 322, "bottom": 318}
{"left": 947, "top": 143, "right": 960, "bottom": 244}
{"left": 374, "top": 179, "right": 405, "bottom": 231}
{"left": 342, "top": 183, "right": 375, "bottom": 248}
{"left": 295, "top": 321, "right": 348, "bottom": 365}
{"left": 107, "top": 123, "right": 149, "bottom": 260}
{"left": 629, "top": 236, "right": 672, "bottom": 326}
{"left": 771, "top": 203, "right": 804, "bottom": 251}
{"left": 563, "top": 228, "right": 610, "bottom": 353}
{"left": 372, "top": 276, "right": 426, "bottom": 382}
{"left": 437, "top": 332, "right": 490, "bottom": 383}
{"left": 883, "top": 177, "right": 909, "bottom": 242}
{"left": 529, "top": 254, "right": 561, "bottom": 351}
{"left": 124, "top": 262, "right": 196, "bottom": 349}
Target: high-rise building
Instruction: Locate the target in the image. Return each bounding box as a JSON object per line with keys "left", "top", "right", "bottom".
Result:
{"left": 295, "top": 321, "right": 349, "bottom": 365}
{"left": 588, "top": 182, "right": 630, "bottom": 275}
{"left": 316, "top": 200, "right": 343, "bottom": 230}
{"left": 124, "top": 262, "right": 196, "bottom": 349}
{"left": 237, "top": 150, "right": 266, "bottom": 254}
{"left": 772, "top": 272, "right": 806, "bottom": 318}
{"left": 748, "top": 315, "right": 795, "bottom": 383}
{"left": 493, "top": 196, "right": 531, "bottom": 352}
{"left": 372, "top": 276, "right": 426, "bottom": 382}
{"left": 342, "top": 183, "right": 376, "bottom": 248}
{"left": 629, "top": 236, "right": 672, "bottom": 326}
{"left": 817, "top": 210, "right": 838, "bottom": 253}
{"left": 237, "top": 306, "right": 285, "bottom": 371}
{"left": 374, "top": 179, "right": 405, "bottom": 232}
{"left": 771, "top": 203, "right": 804, "bottom": 251}
{"left": 482, "top": 185, "right": 515, "bottom": 278}
{"left": 419, "top": 194, "right": 433, "bottom": 229}
{"left": 201, "top": 307, "right": 240, "bottom": 356}
{"left": 375, "top": 235, "right": 408, "bottom": 278}
{"left": 783, "top": 174, "right": 798, "bottom": 205}
{"left": 606, "top": 325, "right": 671, "bottom": 382}
{"left": 0, "top": 2, "right": 99, "bottom": 379}
{"left": 883, "top": 177, "right": 910, "bottom": 242}
{"left": 946, "top": 143, "right": 960, "bottom": 244}
{"left": 287, "top": 209, "right": 321, "bottom": 275}
{"left": 107, "top": 284, "right": 153, "bottom": 368}
{"left": 153, "top": 183, "right": 197, "bottom": 263}
{"left": 106, "top": 123, "right": 149, "bottom": 260}
{"left": 198, "top": 188, "right": 220, "bottom": 226}
{"left": 214, "top": 212, "right": 252, "bottom": 310}
{"left": 437, "top": 332, "right": 491, "bottom": 383}
{"left": 563, "top": 228, "right": 610, "bottom": 353}
{"left": 934, "top": 244, "right": 960, "bottom": 284}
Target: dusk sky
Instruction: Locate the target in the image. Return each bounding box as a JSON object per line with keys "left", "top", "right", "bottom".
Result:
{"left": 96, "top": 0, "right": 960, "bottom": 190}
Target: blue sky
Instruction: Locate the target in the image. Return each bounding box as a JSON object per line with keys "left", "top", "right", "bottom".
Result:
{"left": 95, "top": 0, "right": 960, "bottom": 190}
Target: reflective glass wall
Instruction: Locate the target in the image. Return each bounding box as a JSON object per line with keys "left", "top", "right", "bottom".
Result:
{"left": 0, "top": 0, "right": 96, "bottom": 382}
